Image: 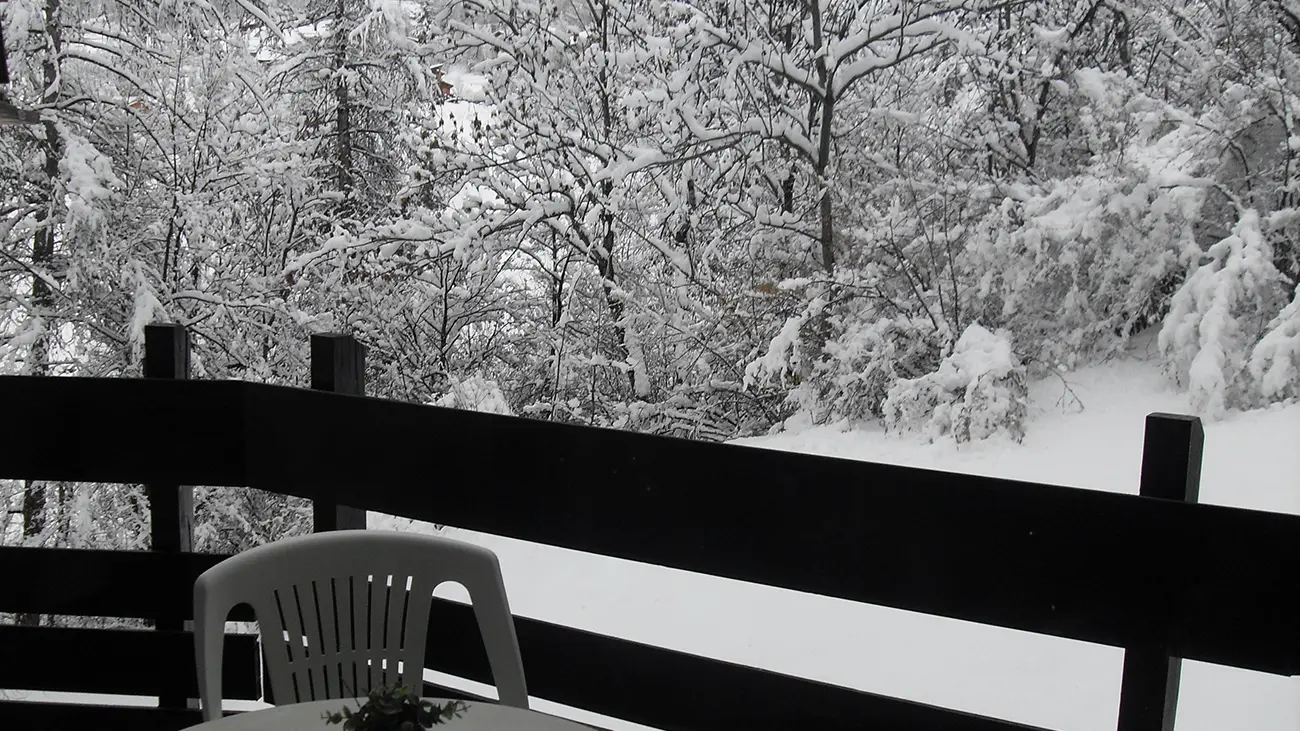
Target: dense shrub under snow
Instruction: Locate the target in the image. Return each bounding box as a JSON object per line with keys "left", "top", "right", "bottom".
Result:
{"left": 1159, "top": 210, "right": 1295, "bottom": 418}
{"left": 434, "top": 374, "right": 514, "bottom": 415}
{"left": 882, "top": 324, "right": 1029, "bottom": 444}
{"left": 788, "top": 315, "right": 947, "bottom": 424}
{"left": 1249, "top": 283, "right": 1300, "bottom": 402}
{"left": 963, "top": 172, "right": 1200, "bottom": 372}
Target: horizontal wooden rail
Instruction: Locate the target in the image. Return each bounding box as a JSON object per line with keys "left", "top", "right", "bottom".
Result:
{"left": 0, "top": 625, "right": 260, "bottom": 699}
{"left": 0, "top": 547, "right": 253, "bottom": 621}
{"left": 3, "top": 376, "right": 1298, "bottom": 676}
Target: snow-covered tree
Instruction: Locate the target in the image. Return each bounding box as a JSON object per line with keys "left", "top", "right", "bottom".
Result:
{"left": 1161, "top": 210, "right": 1293, "bottom": 417}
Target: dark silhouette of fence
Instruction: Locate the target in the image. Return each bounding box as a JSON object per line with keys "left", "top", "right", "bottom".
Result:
{"left": 0, "top": 324, "right": 1295, "bottom": 731}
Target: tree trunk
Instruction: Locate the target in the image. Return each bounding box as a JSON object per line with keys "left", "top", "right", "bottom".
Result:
{"left": 19, "top": 0, "right": 65, "bottom": 628}
{"left": 594, "top": 189, "right": 635, "bottom": 395}
{"left": 811, "top": 2, "right": 836, "bottom": 276}
{"left": 333, "top": 0, "right": 354, "bottom": 219}
{"left": 595, "top": 0, "right": 640, "bottom": 396}
{"left": 807, "top": 2, "right": 836, "bottom": 365}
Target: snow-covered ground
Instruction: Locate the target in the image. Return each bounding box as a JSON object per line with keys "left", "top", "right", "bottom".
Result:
{"left": 376, "top": 343, "right": 1299, "bottom": 731}
{"left": 14, "top": 346, "right": 1297, "bottom": 729}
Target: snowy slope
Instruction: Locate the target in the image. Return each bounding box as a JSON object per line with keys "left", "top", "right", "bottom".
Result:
{"left": 744, "top": 346, "right": 1300, "bottom": 514}
{"left": 373, "top": 346, "right": 1299, "bottom": 731}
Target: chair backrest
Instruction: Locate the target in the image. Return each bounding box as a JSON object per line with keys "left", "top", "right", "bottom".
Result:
{"left": 194, "top": 530, "right": 528, "bottom": 721}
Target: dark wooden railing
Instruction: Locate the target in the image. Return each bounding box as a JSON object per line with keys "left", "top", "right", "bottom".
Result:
{"left": 0, "top": 326, "right": 1296, "bottom": 731}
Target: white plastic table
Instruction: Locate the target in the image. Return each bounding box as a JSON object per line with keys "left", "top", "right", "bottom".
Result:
{"left": 182, "top": 699, "right": 594, "bottom": 731}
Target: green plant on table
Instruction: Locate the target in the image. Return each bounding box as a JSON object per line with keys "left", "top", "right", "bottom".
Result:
{"left": 323, "top": 684, "right": 467, "bottom": 731}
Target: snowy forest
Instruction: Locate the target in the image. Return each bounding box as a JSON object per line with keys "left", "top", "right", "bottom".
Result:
{"left": 3, "top": 0, "right": 1300, "bottom": 550}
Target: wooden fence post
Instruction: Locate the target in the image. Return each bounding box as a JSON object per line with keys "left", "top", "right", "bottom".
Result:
{"left": 1115, "top": 412, "right": 1204, "bottom": 731}
{"left": 310, "top": 334, "right": 368, "bottom": 532}
{"left": 144, "top": 324, "right": 196, "bottom": 710}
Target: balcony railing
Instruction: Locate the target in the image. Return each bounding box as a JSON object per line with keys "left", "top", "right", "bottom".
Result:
{"left": 0, "top": 325, "right": 1295, "bottom": 731}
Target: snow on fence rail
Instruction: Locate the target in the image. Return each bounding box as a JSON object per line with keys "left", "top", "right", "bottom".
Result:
{"left": 0, "top": 324, "right": 1295, "bottom": 731}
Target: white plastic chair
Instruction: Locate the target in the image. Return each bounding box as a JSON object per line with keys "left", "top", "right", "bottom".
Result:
{"left": 193, "top": 529, "right": 528, "bottom": 721}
